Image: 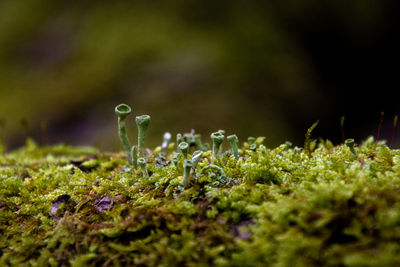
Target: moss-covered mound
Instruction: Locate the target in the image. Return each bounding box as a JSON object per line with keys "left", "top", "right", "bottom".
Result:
{"left": 1, "top": 137, "right": 400, "bottom": 266}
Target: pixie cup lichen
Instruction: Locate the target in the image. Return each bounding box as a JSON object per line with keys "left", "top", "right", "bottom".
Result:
{"left": 178, "top": 142, "right": 189, "bottom": 159}
{"left": 176, "top": 133, "right": 183, "bottom": 145}
{"left": 137, "top": 157, "right": 149, "bottom": 178}
{"left": 345, "top": 138, "right": 357, "bottom": 157}
{"left": 130, "top": 145, "right": 138, "bottom": 168}
{"left": 191, "top": 150, "right": 203, "bottom": 169}
{"left": 115, "top": 104, "right": 133, "bottom": 164}
{"left": 181, "top": 159, "right": 193, "bottom": 188}
{"left": 211, "top": 131, "right": 224, "bottom": 157}
{"left": 227, "top": 134, "right": 240, "bottom": 159}
{"left": 136, "top": 115, "right": 151, "bottom": 156}
{"left": 194, "top": 134, "right": 207, "bottom": 151}
{"left": 115, "top": 104, "right": 151, "bottom": 165}
{"left": 247, "top": 136, "right": 256, "bottom": 151}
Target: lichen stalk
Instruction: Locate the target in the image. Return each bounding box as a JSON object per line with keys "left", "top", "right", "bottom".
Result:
{"left": 345, "top": 138, "right": 357, "bottom": 157}
{"left": 191, "top": 150, "right": 203, "bottom": 169}
{"left": 136, "top": 115, "right": 151, "bottom": 156}
{"left": 182, "top": 159, "right": 193, "bottom": 188}
{"left": 227, "top": 134, "right": 240, "bottom": 159}
{"left": 131, "top": 146, "right": 138, "bottom": 168}
{"left": 137, "top": 157, "right": 149, "bottom": 178}
{"left": 248, "top": 137, "right": 256, "bottom": 151}
{"left": 115, "top": 104, "right": 133, "bottom": 164}
{"left": 177, "top": 133, "right": 183, "bottom": 145}
{"left": 178, "top": 142, "right": 189, "bottom": 159}
{"left": 217, "top": 130, "right": 225, "bottom": 154}
{"left": 194, "top": 134, "right": 205, "bottom": 151}
{"left": 211, "top": 131, "right": 224, "bottom": 157}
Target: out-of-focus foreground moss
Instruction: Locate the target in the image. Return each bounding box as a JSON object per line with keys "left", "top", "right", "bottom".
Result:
{"left": 1, "top": 136, "right": 400, "bottom": 266}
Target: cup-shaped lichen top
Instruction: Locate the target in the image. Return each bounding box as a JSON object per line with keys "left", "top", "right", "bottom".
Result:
{"left": 217, "top": 129, "right": 225, "bottom": 136}
{"left": 345, "top": 138, "right": 355, "bottom": 147}
{"left": 345, "top": 138, "right": 357, "bottom": 156}
{"left": 136, "top": 115, "right": 151, "bottom": 128}
{"left": 178, "top": 142, "right": 189, "bottom": 159}
{"left": 211, "top": 131, "right": 225, "bottom": 157}
{"left": 182, "top": 159, "right": 193, "bottom": 188}
{"left": 115, "top": 104, "right": 132, "bottom": 121}
{"left": 136, "top": 115, "right": 151, "bottom": 155}
{"left": 247, "top": 136, "right": 257, "bottom": 151}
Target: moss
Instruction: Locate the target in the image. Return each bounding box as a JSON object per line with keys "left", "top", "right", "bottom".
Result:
{"left": 1, "top": 137, "right": 400, "bottom": 266}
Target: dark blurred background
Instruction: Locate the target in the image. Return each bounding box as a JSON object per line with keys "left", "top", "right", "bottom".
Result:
{"left": 0, "top": 0, "right": 399, "bottom": 151}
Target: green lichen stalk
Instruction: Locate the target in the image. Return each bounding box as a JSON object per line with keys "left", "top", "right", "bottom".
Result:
{"left": 136, "top": 115, "right": 151, "bottom": 156}
{"left": 217, "top": 130, "right": 225, "bottom": 154}
{"left": 115, "top": 104, "right": 133, "bottom": 164}
{"left": 194, "top": 134, "right": 205, "bottom": 151}
{"left": 131, "top": 145, "right": 138, "bottom": 168}
{"left": 178, "top": 142, "right": 189, "bottom": 159}
{"left": 227, "top": 134, "right": 240, "bottom": 159}
{"left": 345, "top": 138, "right": 357, "bottom": 157}
{"left": 181, "top": 159, "right": 193, "bottom": 188}
{"left": 191, "top": 150, "right": 203, "bottom": 169}
{"left": 247, "top": 136, "right": 256, "bottom": 151}
{"left": 172, "top": 152, "right": 180, "bottom": 167}
{"left": 176, "top": 133, "right": 183, "bottom": 145}
{"left": 137, "top": 157, "right": 149, "bottom": 178}
{"left": 211, "top": 131, "right": 224, "bottom": 157}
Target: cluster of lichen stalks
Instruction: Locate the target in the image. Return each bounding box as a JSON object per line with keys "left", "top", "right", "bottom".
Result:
{"left": 2, "top": 105, "right": 400, "bottom": 266}
{"left": 115, "top": 104, "right": 244, "bottom": 188}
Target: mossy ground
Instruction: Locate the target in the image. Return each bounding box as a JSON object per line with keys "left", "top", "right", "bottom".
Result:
{"left": 1, "top": 137, "right": 400, "bottom": 266}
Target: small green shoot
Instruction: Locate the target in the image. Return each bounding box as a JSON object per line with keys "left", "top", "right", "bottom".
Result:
{"left": 304, "top": 120, "right": 319, "bottom": 157}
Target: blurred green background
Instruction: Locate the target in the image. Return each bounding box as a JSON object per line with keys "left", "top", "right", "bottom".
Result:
{"left": 0, "top": 0, "right": 399, "bottom": 151}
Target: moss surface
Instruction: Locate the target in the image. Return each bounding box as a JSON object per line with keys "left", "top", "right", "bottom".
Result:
{"left": 1, "top": 137, "right": 400, "bottom": 266}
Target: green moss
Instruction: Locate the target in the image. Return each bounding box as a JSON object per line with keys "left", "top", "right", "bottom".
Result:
{"left": 1, "top": 136, "right": 400, "bottom": 266}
